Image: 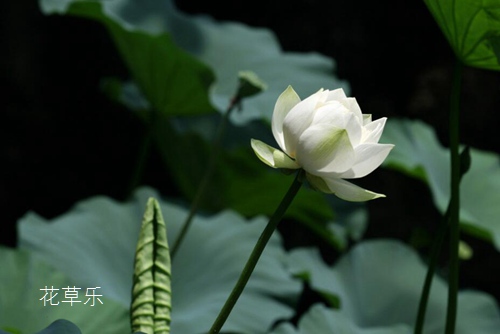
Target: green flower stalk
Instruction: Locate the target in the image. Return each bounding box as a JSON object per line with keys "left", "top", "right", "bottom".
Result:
{"left": 208, "top": 169, "right": 304, "bottom": 334}
{"left": 209, "top": 86, "right": 393, "bottom": 333}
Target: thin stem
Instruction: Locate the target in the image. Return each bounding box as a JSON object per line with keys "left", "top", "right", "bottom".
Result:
{"left": 208, "top": 169, "right": 304, "bottom": 334}
{"left": 445, "top": 60, "right": 462, "bottom": 334}
{"left": 126, "top": 109, "right": 155, "bottom": 199}
{"left": 414, "top": 205, "right": 449, "bottom": 334}
{"left": 171, "top": 97, "right": 240, "bottom": 258}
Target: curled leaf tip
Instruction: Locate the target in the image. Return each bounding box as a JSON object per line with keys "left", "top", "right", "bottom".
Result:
{"left": 131, "top": 197, "right": 172, "bottom": 334}
{"left": 237, "top": 71, "right": 267, "bottom": 99}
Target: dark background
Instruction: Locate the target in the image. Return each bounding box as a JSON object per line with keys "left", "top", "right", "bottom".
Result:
{"left": 2, "top": 0, "right": 500, "bottom": 304}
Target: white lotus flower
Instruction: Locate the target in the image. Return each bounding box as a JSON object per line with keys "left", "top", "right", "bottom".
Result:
{"left": 251, "top": 86, "right": 394, "bottom": 202}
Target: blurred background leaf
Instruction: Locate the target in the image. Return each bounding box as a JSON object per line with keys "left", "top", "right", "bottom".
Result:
{"left": 382, "top": 118, "right": 500, "bottom": 249}
{"left": 0, "top": 247, "right": 129, "bottom": 334}
{"left": 285, "top": 240, "right": 500, "bottom": 333}
{"left": 18, "top": 187, "right": 301, "bottom": 334}
{"left": 271, "top": 303, "right": 412, "bottom": 334}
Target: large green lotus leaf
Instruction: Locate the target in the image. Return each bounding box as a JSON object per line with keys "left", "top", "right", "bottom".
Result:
{"left": 40, "top": 0, "right": 348, "bottom": 125}
{"left": 40, "top": 0, "right": 216, "bottom": 118}
{"left": 0, "top": 246, "right": 129, "bottom": 334}
{"left": 424, "top": 0, "right": 500, "bottom": 70}
{"left": 271, "top": 304, "right": 411, "bottom": 334}
{"left": 286, "top": 240, "right": 500, "bottom": 334}
{"left": 381, "top": 118, "right": 500, "bottom": 248}
{"left": 18, "top": 187, "right": 301, "bottom": 334}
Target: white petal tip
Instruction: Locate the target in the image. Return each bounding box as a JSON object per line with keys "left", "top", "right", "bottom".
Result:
{"left": 307, "top": 173, "right": 385, "bottom": 202}
{"left": 337, "top": 191, "right": 386, "bottom": 202}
